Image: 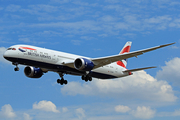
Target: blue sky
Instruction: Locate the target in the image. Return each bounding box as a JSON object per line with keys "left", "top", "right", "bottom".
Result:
{"left": 1, "top": 0, "right": 180, "bottom": 119}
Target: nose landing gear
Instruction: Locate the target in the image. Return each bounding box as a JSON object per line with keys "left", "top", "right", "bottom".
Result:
{"left": 14, "top": 67, "right": 19, "bottom": 71}
{"left": 12, "top": 62, "right": 19, "bottom": 71}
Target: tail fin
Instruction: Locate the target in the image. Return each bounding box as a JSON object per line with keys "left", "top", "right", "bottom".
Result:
{"left": 117, "top": 41, "right": 132, "bottom": 68}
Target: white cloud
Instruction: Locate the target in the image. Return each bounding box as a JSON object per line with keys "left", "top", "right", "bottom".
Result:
{"left": 0, "top": 7, "right": 3, "bottom": 11}
{"left": 33, "top": 100, "right": 60, "bottom": 113}
{"left": 51, "top": 0, "right": 70, "bottom": 4}
{"left": 5, "top": 4, "right": 21, "bottom": 12}
{"left": 143, "top": 16, "right": 172, "bottom": 30}
{"left": 115, "top": 105, "right": 131, "bottom": 113}
{"left": 123, "top": 33, "right": 136, "bottom": 38}
{"left": 61, "top": 70, "right": 177, "bottom": 102}
{"left": 29, "top": 20, "right": 102, "bottom": 34}
{"left": 131, "top": 106, "right": 156, "bottom": 119}
{"left": 0, "top": 47, "right": 6, "bottom": 63}
{"left": 76, "top": 108, "right": 86, "bottom": 119}
{"left": 18, "top": 38, "right": 46, "bottom": 44}
{"left": 28, "top": 5, "right": 58, "bottom": 13}
{"left": 163, "top": 109, "right": 180, "bottom": 117}
{"left": 0, "top": 104, "right": 16, "bottom": 118}
{"left": 171, "top": 45, "right": 179, "bottom": 49}
{"left": 172, "top": 109, "right": 180, "bottom": 116}
{"left": 105, "top": 0, "right": 120, "bottom": 3}
{"left": 144, "top": 16, "right": 172, "bottom": 24}
{"left": 159, "top": 109, "right": 180, "bottom": 117}
{"left": 169, "top": 18, "right": 180, "bottom": 28}
{"left": 71, "top": 40, "right": 82, "bottom": 45}
{"left": 170, "top": 2, "right": 180, "bottom": 6}
{"left": 23, "top": 113, "right": 33, "bottom": 120}
{"left": 157, "top": 57, "right": 180, "bottom": 86}
{"left": 100, "top": 15, "right": 116, "bottom": 22}
{"left": 73, "top": 1, "right": 96, "bottom": 7}
{"left": 62, "top": 107, "right": 68, "bottom": 113}
{"left": 19, "top": 38, "right": 31, "bottom": 43}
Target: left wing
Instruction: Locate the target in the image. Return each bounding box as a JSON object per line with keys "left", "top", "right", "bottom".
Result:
{"left": 92, "top": 42, "right": 175, "bottom": 69}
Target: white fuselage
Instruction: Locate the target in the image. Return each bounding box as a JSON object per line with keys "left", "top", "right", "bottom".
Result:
{"left": 3, "top": 45, "right": 129, "bottom": 79}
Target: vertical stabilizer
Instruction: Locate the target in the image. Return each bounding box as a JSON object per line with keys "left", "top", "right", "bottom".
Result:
{"left": 117, "top": 41, "right": 132, "bottom": 68}
{"left": 119, "top": 41, "right": 132, "bottom": 54}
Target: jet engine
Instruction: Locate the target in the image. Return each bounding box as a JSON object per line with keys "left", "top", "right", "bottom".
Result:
{"left": 74, "top": 58, "right": 94, "bottom": 71}
{"left": 24, "top": 66, "right": 43, "bottom": 78}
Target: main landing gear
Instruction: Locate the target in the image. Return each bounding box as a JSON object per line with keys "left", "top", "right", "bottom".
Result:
{"left": 81, "top": 75, "right": 92, "bottom": 82}
{"left": 57, "top": 73, "right": 68, "bottom": 85}
{"left": 12, "top": 62, "right": 19, "bottom": 71}
{"left": 56, "top": 73, "right": 92, "bottom": 85}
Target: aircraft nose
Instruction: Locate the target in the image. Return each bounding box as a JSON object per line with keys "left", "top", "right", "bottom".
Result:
{"left": 3, "top": 51, "right": 9, "bottom": 59}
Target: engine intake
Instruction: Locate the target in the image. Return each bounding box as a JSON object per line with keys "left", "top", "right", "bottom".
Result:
{"left": 24, "top": 66, "right": 43, "bottom": 78}
{"left": 74, "top": 58, "right": 94, "bottom": 71}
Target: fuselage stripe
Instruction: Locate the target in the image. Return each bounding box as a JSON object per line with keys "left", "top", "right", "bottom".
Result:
{"left": 19, "top": 47, "right": 36, "bottom": 51}
{"left": 120, "top": 46, "right": 131, "bottom": 54}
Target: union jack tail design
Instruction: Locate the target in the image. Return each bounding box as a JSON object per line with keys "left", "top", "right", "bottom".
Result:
{"left": 117, "top": 41, "right": 132, "bottom": 68}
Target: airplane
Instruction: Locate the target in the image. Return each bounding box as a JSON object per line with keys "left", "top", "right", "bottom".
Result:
{"left": 3, "top": 42, "right": 175, "bottom": 85}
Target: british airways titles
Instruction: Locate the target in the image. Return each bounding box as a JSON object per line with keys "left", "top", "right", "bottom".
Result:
{"left": 27, "top": 52, "right": 51, "bottom": 59}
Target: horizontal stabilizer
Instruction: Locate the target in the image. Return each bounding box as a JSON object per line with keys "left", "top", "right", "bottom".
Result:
{"left": 123, "top": 66, "right": 156, "bottom": 73}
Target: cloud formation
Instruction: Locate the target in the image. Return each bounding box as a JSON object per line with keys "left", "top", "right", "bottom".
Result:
{"left": 131, "top": 106, "right": 156, "bottom": 119}
{"left": 2, "top": 1, "right": 180, "bottom": 39}
{"left": 23, "top": 113, "right": 33, "bottom": 120}
{"left": 115, "top": 105, "right": 131, "bottom": 113}
{"left": 157, "top": 57, "right": 180, "bottom": 86}
{"left": 76, "top": 108, "right": 86, "bottom": 119}
{"left": 33, "top": 100, "right": 60, "bottom": 113}
{"left": 0, "top": 47, "right": 6, "bottom": 63}
{"left": 61, "top": 70, "right": 177, "bottom": 102}
{"left": 0, "top": 104, "right": 16, "bottom": 118}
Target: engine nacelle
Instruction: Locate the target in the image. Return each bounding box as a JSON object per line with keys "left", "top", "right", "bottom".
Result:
{"left": 74, "top": 58, "right": 94, "bottom": 71}
{"left": 24, "top": 66, "right": 43, "bottom": 78}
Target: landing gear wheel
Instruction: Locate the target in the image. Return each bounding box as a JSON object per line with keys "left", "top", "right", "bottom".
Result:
{"left": 89, "top": 77, "right": 92, "bottom": 81}
{"left": 82, "top": 75, "right": 85, "bottom": 80}
{"left": 57, "top": 73, "right": 68, "bottom": 85}
{"left": 13, "top": 62, "right": 19, "bottom": 71}
{"left": 14, "top": 67, "right": 19, "bottom": 71}
{"left": 57, "top": 79, "right": 68, "bottom": 85}
{"left": 57, "top": 79, "right": 60, "bottom": 83}
{"left": 60, "top": 80, "right": 64, "bottom": 85}
{"left": 64, "top": 80, "right": 68, "bottom": 84}
{"left": 85, "top": 78, "right": 88, "bottom": 82}
{"left": 82, "top": 75, "right": 92, "bottom": 82}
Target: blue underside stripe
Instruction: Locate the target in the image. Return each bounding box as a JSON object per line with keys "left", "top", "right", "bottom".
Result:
{"left": 5, "top": 57, "right": 117, "bottom": 79}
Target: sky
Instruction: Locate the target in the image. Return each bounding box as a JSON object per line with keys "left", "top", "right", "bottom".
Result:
{"left": 1, "top": 0, "right": 180, "bottom": 120}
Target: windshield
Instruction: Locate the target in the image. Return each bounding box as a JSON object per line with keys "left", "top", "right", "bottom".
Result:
{"left": 7, "top": 48, "right": 16, "bottom": 50}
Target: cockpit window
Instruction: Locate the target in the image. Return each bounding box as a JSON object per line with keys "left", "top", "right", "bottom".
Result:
{"left": 7, "top": 48, "right": 16, "bottom": 50}
{"left": 7, "top": 48, "right": 12, "bottom": 50}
